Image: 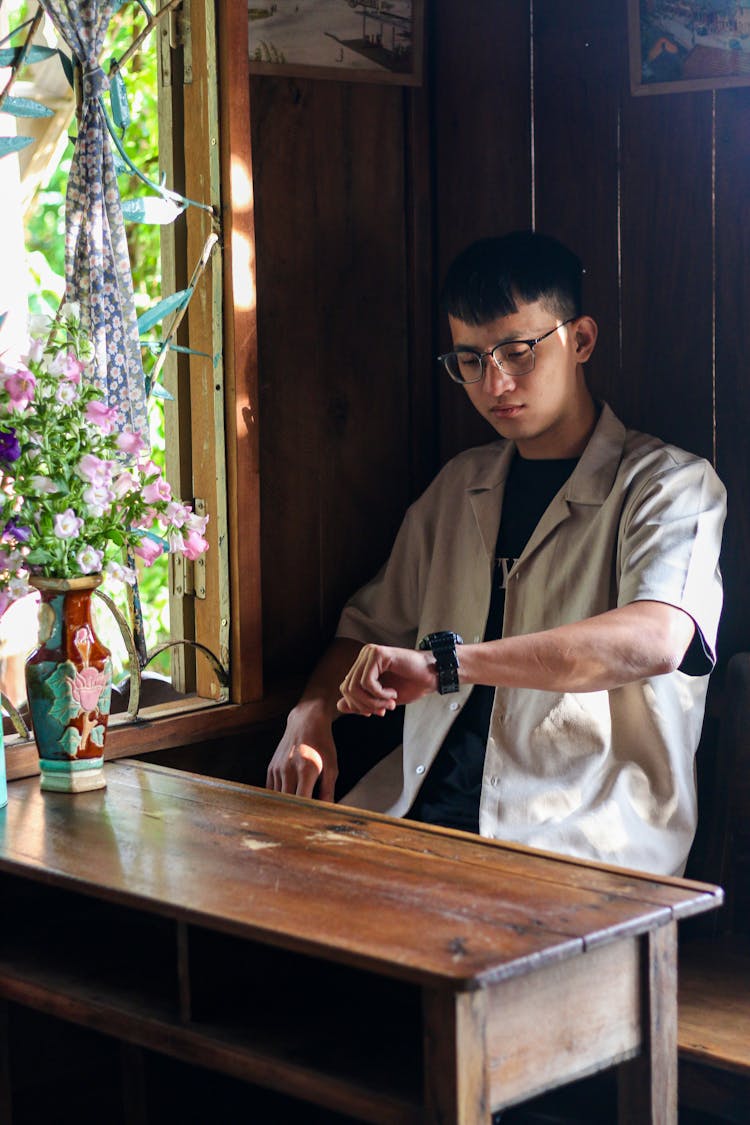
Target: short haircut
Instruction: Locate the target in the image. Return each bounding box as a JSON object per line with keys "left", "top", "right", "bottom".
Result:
{"left": 440, "top": 231, "right": 583, "bottom": 326}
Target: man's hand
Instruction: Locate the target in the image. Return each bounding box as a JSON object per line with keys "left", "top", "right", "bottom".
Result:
{"left": 338, "top": 643, "right": 436, "bottom": 716}
{"left": 266, "top": 705, "right": 339, "bottom": 800}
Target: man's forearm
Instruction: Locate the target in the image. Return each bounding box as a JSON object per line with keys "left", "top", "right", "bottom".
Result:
{"left": 296, "top": 637, "right": 364, "bottom": 721}
{"left": 458, "top": 602, "right": 695, "bottom": 694}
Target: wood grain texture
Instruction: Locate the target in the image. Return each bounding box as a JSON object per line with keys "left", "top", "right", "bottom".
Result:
{"left": 534, "top": 0, "right": 624, "bottom": 406}
{"left": 618, "top": 923, "right": 678, "bottom": 1125}
{"left": 715, "top": 88, "right": 750, "bottom": 661}
{"left": 486, "top": 938, "right": 640, "bottom": 1109}
{"left": 679, "top": 937, "right": 750, "bottom": 1075}
{"left": 423, "top": 988, "right": 489, "bottom": 1123}
{"left": 217, "top": 0, "right": 264, "bottom": 702}
{"left": 432, "top": 0, "right": 532, "bottom": 463}
{"left": 0, "top": 762, "right": 720, "bottom": 990}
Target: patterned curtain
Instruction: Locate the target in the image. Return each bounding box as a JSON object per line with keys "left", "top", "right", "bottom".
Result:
{"left": 39, "top": 0, "right": 148, "bottom": 436}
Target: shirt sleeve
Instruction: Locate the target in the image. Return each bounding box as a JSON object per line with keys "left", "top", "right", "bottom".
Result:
{"left": 617, "top": 457, "right": 726, "bottom": 671}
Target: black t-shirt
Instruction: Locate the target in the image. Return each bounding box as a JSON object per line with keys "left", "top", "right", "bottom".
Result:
{"left": 407, "top": 454, "right": 579, "bottom": 834}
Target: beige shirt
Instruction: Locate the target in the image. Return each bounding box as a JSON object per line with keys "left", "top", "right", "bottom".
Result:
{"left": 336, "top": 404, "right": 726, "bottom": 875}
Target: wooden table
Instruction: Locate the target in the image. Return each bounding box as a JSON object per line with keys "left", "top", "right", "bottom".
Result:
{"left": 0, "top": 760, "right": 722, "bottom": 1123}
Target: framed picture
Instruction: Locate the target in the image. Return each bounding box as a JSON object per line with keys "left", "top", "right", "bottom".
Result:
{"left": 628, "top": 0, "right": 750, "bottom": 95}
{"left": 248, "top": 0, "right": 424, "bottom": 85}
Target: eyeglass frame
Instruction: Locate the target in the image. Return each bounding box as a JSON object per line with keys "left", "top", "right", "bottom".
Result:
{"left": 437, "top": 317, "right": 577, "bottom": 385}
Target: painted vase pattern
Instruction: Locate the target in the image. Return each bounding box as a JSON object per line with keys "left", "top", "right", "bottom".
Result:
{"left": 25, "top": 576, "right": 113, "bottom": 792}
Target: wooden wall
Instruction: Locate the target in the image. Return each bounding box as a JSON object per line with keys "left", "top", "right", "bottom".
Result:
{"left": 248, "top": 0, "right": 750, "bottom": 681}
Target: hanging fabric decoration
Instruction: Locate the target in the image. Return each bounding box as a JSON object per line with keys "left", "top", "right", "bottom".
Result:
{"left": 39, "top": 0, "right": 149, "bottom": 438}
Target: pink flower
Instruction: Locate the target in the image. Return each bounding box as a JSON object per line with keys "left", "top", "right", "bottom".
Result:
{"left": 182, "top": 529, "right": 209, "bottom": 561}
{"left": 85, "top": 399, "right": 119, "bottom": 434}
{"left": 133, "top": 537, "right": 165, "bottom": 565}
{"left": 112, "top": 469, "right": 139, "bottom": 499}
{"left": 78, "top": 453, "right": 114, "bottom": 486}
{"left": 62, "top": 352, "right": 84, "bottom": 383}
{"left": 139, "top": 458, "right": 162, "bottom": 480}
{"left": 54, "top": 509, "right": 84, "bottom": 539}
{"left": 3, "top": 369, "right": 36, "bottom": 410}
{"left": 184, "top": 511, "right": 209, "bottom": 536}
{"left": 116, "top": 430, "right": 147, "bottom": 457}
{"left": 142, "top": 476, "right": 172, "bottom": 504}
{"left": 82, "top": 483, "right": 115, "bottom": 517}
{"left": 130, "top": 507, "right": 157, "bottom": 529}
{"left": 71, "top": 666, "right": 108, "bottom": 712}
{"left": 165, "top": 501, "right": 192, "bottom": 529}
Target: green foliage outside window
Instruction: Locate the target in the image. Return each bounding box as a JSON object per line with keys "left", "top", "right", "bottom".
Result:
{"left": 8, "top": 2, "right": 172, "bottom": 681}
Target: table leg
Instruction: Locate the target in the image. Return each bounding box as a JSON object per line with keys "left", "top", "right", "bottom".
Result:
{"left": 618, "top": 921, "right": 678, "bottom": 1124}
{"left": 423, "top": 986, "right": 489, "bottom": 1124}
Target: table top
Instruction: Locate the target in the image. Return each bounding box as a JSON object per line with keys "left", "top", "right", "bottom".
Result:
{"left": 0, "top": 760, "right": 722, "bottom": 990}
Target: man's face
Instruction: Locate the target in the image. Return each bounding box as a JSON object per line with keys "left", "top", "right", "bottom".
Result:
{"left": 448, "top": 300, "right": 598, "bottom": 459}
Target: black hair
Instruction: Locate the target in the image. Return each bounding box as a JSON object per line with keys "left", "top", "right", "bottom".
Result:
{"left": 440, "top": 231, "right": 583, "bottom": 326}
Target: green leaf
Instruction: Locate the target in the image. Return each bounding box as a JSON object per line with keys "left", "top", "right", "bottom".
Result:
{"left": 136, "top": 289, "right": 192, "bottom": 333}
{"left": 0, "top": 44, "right": 57, "bottom": 67}
{"left": 25, "top": 546, "right": 54, "bottom": 565}
{"left": 0, "top": 135, "right": 33, "bottom": 157}
{"left": 1, "top": 96, "right": 54, "bottom": 119}
{"left": 57, "top": 49, "right": 74, "bottom": 88}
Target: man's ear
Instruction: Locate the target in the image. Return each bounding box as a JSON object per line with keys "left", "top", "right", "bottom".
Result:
{"left": 573, "top": 316, "right": 597, "bottom": 363}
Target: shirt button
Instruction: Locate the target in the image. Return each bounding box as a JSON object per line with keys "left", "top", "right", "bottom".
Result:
{"left": 490, "top": 776, "right": 499, "bottom": 786}
{"left": 449, "top": 702, "right": 459, "bottom": 711}
{"left": 416, "top": 764, "right": 425, "bottom": 775}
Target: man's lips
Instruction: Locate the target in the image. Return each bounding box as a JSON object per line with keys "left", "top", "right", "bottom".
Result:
{"left": 490, "top": 404, "right": 524, "bottom": 418}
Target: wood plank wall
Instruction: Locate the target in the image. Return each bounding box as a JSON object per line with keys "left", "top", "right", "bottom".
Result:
{"left": 248, "top": 0, "right": 749, "bottom": 680}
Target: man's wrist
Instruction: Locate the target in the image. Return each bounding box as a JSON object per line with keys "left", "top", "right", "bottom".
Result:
{"left": 418, "top": 631, "right": 463, "bottom": 694}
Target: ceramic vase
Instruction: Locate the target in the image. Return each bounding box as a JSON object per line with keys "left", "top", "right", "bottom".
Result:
{"left": 25, "top": 575, "right": 113, "bottom": 792}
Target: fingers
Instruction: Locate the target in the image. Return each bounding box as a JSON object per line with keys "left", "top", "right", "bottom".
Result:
{"left": 266, "top": 739, "right": 338, "bottom": 801}
{"left": 338, "top": 644, "right": 398, "bottom": 715}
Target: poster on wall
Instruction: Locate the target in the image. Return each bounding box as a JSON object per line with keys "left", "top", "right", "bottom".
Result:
{"left": 248, "top": 0, "right": 424, "bottom": 85}
{"left": 629, "top": 1, "right": 750, "bottom": 94}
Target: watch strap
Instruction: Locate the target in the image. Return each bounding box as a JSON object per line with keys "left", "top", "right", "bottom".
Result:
{"left": 418, "top": 631, "right": 464, "bottom": 695}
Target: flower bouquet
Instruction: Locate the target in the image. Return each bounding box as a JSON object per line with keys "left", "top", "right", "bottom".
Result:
{"left": 0, "top": 303, "right": 209, "bottom": 790}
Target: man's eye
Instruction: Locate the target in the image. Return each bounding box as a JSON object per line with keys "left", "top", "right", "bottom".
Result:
{"left": 456, "top": 352, "right": 479, "bottom": 366}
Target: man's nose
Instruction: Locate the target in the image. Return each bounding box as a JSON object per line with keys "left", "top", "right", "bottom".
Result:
{"left": 481, "top": 354, "right": 515, "bottom": 394}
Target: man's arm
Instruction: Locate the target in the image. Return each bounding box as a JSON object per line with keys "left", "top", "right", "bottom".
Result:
{"left": 267, "top": 637, "right": 363, "bottom": 799}
{"left": 337, "top": 601, "right": 696, "bottom": 716}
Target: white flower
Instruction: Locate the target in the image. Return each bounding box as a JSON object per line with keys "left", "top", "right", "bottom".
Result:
{"left": 53, "top": 509, "right": 84, "bottom": 539}
{"left": 83, "top": 483, "right": 115, "bottom": 517}
{"left": 28, "top": 314, "right": 51, "bottom": 338}
{"left": 56, "top": 382, "right": 78, "bottom": 406}
{"left": 76, "top": 545, "right": 103, "bottom": 574}
{"left": 105, "top": 560, "right": 137, "bottom": 586}
{"left": 29, "top": 475, "right": 59, "bottom": 494}
{"left": 60, "top": 301, "right": 81, "bottom": 324}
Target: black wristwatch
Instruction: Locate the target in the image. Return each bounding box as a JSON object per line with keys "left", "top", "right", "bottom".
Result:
{"left": 418, "top": 631, "right": 464, "bottom": 695}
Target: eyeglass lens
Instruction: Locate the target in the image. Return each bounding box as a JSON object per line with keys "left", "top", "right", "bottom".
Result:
{"left": 446, "top": 342, "right": 535, "bottom": 384}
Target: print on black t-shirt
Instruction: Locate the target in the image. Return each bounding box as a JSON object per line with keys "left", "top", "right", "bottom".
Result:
{"left": 407, "top": 454, "right": 579, "bottom": 833}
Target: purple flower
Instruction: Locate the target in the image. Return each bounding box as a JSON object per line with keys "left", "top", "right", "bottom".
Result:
{"left": 3, "top": 519, "right": 31, "bottom": 543}
{"left": 0, "top": 428, "right": 21, "bottom": 462}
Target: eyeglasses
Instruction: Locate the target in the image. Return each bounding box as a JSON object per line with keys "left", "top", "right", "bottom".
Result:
{"left": 438, "top": 318, "right": 576, "bottom": 385}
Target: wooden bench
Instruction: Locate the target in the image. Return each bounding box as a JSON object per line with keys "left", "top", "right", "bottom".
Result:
{"left": 678, "top": 652, "right": 750, "bottom": 1123}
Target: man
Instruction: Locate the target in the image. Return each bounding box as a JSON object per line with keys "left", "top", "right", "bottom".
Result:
{"left": 267, "top": 231, "right": 726, "bottom": 876}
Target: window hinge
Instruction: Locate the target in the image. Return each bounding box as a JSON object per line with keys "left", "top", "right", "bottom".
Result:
{"left": 165, "top": 0, "right": 193, "bottom": 86}
{"left": 192, "top": 497, "right": 207, "bottom": 600}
